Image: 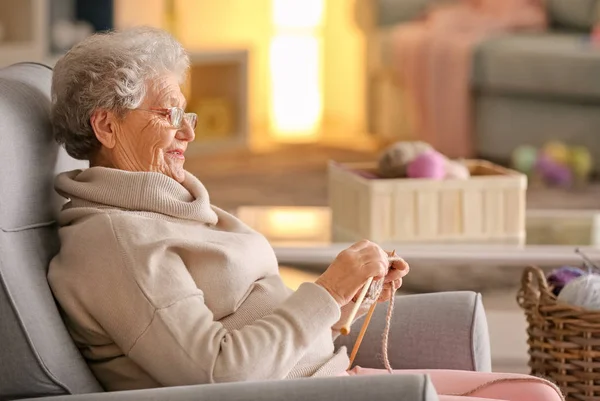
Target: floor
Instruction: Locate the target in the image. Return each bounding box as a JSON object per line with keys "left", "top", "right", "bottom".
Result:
{"left": 187, "top": 144, "right": 599, "bottom": 374}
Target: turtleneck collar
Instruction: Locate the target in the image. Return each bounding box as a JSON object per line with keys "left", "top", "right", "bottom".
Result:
{"left": 55, "top": 167, "right": 219, "bottom": 225}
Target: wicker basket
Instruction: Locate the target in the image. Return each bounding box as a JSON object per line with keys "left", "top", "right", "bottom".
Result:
{"left": 518, "top": 265, "right": 600, "bottom": 401}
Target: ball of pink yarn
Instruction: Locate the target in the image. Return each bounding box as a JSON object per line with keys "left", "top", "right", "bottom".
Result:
{"left": 407, "top": 150, "right": 447, "bottom": 179}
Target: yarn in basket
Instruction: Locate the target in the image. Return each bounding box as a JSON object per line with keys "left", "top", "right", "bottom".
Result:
{"left": 406, "top": 149, "right": 447, "bottom": 179}
{"left": 557, "top": 274, "right": 600, "bottom": 310}
{"left": 378, "top": 141, "right": 432, "bottom": 178}
{"left": 546, "top": 266, "right": 586, "bottom": 297}
{"left": 554, "top": 249, "right": 600, "bottom": 309}
{"left": 444, "top": 160, "right": 470, "bottom": 179}
{"left": 378, "top": 141, "right": 471, "bottom": 180}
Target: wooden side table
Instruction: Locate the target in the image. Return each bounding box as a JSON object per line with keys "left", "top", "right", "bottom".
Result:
{"left": 184, "top": 49, "right": 249, "bottom": 154}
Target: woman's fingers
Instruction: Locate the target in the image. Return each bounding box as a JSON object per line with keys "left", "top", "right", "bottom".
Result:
{"left": 377, "top": 278, "right": 402, "bottom": 302}
{"left": 349, "top": 239, "right": 372, "bottom": 251}
{"left": 383, "top": 267, "right": 402, "bottom": 283}
{"left": 359, "top": 245, "right": 409, "bottom": 282}
{"left": 374, "top": 244, "right": 391, "bottom": 278}
{"left": 358, "top": 243, "right": 388, "bottom": 279}
{"left": 384, "top": 278, "right": 402, "bottom": 291}
{"left": 379, "top": 285, "right": 393, "bottom": 302}
{"left": 317, "top": 240, "right": 408, "bottom": 307}
{"left": 377, "top": 288, "right": 391, "bottom": 303}
{"left": 317, "top": 240, "right": 393, "bottom": 306}
{"left": 390, "top": 257, "right": 410, "bottom": 277}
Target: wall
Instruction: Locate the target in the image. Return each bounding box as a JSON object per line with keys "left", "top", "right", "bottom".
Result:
{"left": 114, "top": 0, "right": 165, "bottom": 29}
{"left": 115, "top": 0, "right": 368, "bottom": 145}
{"left": 323, "top": 0, "right": 367, "bottom": 139}
{"left": 176, "top": 0, "right": 272, "bottom": 145}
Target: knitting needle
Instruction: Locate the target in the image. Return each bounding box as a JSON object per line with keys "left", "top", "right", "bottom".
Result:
{"left": 347, "top": 301, "right": 378, "bottom": 369}
{"left": 575, "top": 248, "right": 600, "bottom": 273}
{"left": 340, "top": 277, "right": 373, "bottom": 335}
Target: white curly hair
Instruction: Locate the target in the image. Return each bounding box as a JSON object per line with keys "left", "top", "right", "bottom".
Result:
{"left": 51, "top": 26, "right": 190, "bottom": 160}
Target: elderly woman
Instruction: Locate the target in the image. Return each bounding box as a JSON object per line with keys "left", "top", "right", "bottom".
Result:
{"left": 48, "top": 27, "right": 562, "bottom": 401}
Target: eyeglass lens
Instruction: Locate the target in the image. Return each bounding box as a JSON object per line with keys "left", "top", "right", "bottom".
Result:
{"left": 168, "top": 108, "right": 184, "bottom": 128}
{"left": 167, "top": 108, "right": 197, "bottom": 130}
{"left": 185, "top": 114, "right": 197, "bottom": 129}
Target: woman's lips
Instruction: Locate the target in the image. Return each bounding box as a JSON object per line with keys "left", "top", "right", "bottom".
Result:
{"left": 166, "top": 149, "right": 185, "bottom": 160}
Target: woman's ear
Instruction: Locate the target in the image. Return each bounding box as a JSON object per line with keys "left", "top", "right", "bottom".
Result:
{"left": 90, "top": 109, "right": 117, "bottom": 149}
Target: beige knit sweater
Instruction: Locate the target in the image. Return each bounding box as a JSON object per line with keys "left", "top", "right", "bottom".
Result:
{"left": 48, "top": 168, "right": 352, "bottom": 391}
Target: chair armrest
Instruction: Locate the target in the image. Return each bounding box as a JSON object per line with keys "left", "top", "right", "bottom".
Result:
{"left": 28, "top": 375, "right": 439, "bottom": 401}
{"left": 335, "top": 291, "right": 491, "bottom": 372}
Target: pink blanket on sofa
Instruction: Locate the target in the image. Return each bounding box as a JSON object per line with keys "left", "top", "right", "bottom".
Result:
{"left": 390, "top": 0, "right": 547, "bottom": 158}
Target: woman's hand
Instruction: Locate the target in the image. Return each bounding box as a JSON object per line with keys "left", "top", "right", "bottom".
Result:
{"left": 315, "top": 240, "right": 389, "bottom": 307}
{"left": 376, "top": 251, "right": 410, "bottom": 303}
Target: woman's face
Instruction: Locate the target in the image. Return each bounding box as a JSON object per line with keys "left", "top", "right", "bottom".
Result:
{"left": 92, "top": 73, "right": 195, "bottom": 183}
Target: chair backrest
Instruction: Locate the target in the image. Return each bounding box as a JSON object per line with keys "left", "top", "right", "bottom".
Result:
{"left": 0, "top": 63, "right": 102, "bottom": 400}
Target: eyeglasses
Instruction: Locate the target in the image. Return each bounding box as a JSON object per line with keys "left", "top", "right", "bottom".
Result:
{"left": 134, "top": 107, "right": 197, "bottom": 130}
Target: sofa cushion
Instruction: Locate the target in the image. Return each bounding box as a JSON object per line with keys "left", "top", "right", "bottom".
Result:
{"left": 547, "top": 0, "right": 599, "bottom": 30}
{"left": 375, "top": 0, "right": 599, "bottom": 30}
{"left": 472, "top": 32, "right": 600, "bottom": 100}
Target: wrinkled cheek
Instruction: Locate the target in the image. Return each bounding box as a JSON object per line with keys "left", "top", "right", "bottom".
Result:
{"left": 130, "top": 138, "right": 161, "bottom": 165}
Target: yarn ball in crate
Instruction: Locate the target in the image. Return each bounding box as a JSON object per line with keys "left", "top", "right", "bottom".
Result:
{"left": 378, "top": 141, "right": 432, "bottom": 178}
{"left": 445, "top": 160, "right": 471, "bottom": 179}
{"left": 535, "top": 154, "right": 572, "bottom": 187}
{"left": 546, "top": 266, "right": 586, "bottom": 296}
{"left": 511, "top": 145, "right": 538, "bottom": 175}
{"left": 543, "top": 141, "right": 570, "bottom": 165}
{"left": 558, "top": 274, "right": 600, "bottom": 310}
{"left": 407, "top": 149, "right": 447, "bottom": 179}
{"left": 512, "top": 142, "right": 593, "bottom": 187}
{"left": 569, "top": 146, "right": 593, "bottom": 181}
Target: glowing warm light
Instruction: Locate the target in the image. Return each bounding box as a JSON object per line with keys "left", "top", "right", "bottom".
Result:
{"left": 236, "top": 207, "right": 330, "bottom": 243}
{"left": 270, "top": 35, "right": 321, "bottom": 137}
{"left": 269, "top": 0, "right": 324, "bottom": 141}
{"left": 266, "top": 209, "right": 321, "bottom": 238}
{"left": 273, "top": 0, "right": 324, "bottom": 29}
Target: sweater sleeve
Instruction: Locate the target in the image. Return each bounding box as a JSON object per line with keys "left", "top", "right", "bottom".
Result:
{"left": 98, "top": 217, "right": 342, "bottom": 386}
{"left": 331, "top": 301, "right": 371, "bottom": 340}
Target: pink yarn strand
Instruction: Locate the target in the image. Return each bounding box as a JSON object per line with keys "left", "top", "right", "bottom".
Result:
{"left": 381, "top": 280, "right": 397, "bottom": 373}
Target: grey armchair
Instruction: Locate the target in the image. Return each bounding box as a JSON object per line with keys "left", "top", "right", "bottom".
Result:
{"left": 0, "top": 62, "right": 491, "bottom": 401}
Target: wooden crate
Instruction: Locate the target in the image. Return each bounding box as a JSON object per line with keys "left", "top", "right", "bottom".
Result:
{"left": 328, "top": 160, "right": 527, "bottom": 244}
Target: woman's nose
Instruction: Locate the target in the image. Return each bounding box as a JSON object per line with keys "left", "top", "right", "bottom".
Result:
{"left": 176, "top": 123, "right": 195, "bottom": 142}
